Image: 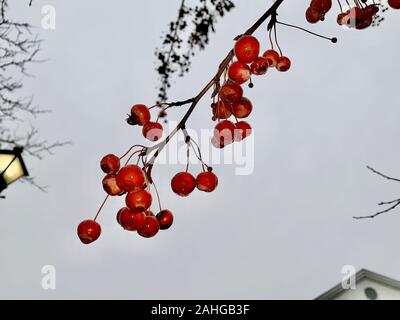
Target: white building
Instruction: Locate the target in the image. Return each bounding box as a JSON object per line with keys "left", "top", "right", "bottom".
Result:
{"left": 316, "top": 269, "right": 400, "bottom": 300}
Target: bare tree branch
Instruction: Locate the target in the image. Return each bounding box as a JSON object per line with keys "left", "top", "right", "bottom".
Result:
{"left": 0, "top": 0, "right": 69, "bottom": 191}
{"left": 366, "top": 165, "right": 400, "bottom": 183}
{"left": 353, "top": 166, "right": 400, "bottom": 220}
{"left": 155, "top": 0, "right": 235, "bottom": 105}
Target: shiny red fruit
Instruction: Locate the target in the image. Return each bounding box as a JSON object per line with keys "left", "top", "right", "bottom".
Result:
{"left": 232, "top": 97, "right": 252, "bottom": 119}
{"left": 388, "top": 0, "right": 400, "bottom": 9}
{"left": 219, "top": 83, "right": 243, "bottom": 105}
{"left": 228, "top": 62, "right": 251, "bottom": 84}
{"left": 235, "top": 121, "right": 252, "bottom": 141}
{"left": 263, "top": 50, "right": 280, "bottom": 68}
{"left": 100, "top": 154, "right": 120, "bottom": 174}
{"left": 276, "top": 56, "right": 291, "bottom": 72}
{"left": 211, "top": 136, "right": 224, "bottom": 149}
{"left": 306, "top": 7, "right": 320, "bottom": 24}
{"left": 337, "top": 12, "right": 346, "bottom": 25}
{"left": 143, "top": 122, "right": 163, "bottom": 142}
{"left": 102, "top": 174, "right": 123, "bottom": 196}
{"left": 125, "top": 189, "right": 152, "bottom": 212}
{"left": 344, "top": 7, "right": 364, "bottom": 28}
{"left": 196, "top": 171, "right": 218, "bottom": 192}
{"left": 138, "top": 216, "right": 160, "bottom": 238}
{"left": 234, "top": 35, "right": 260, "bottom": 64}
{"left": 212, "top": 101, "right": 232, "bottom": 120}
{"left": 77, "top": 220, "right": 101, "bottom": 244}
{"left": 364, "top": 4, "right": 379, "bottom": 16}
{"left": 214, "top": 120, "right": 236, "bottom": 146}
{"left": 171, "top": 172, "right": 196, "bottom": 197}
{"left": 356, "top": 13, "right": 373, "bottom": 30}
{"left": 118, "top": 207, "right": 146, "bottom": 231}
{"left": 130, "top": 104, "right": 151, "bottom": 126}
{"left": 250, "top": 57, "right": 268, "bottom": 76}
{"left": 116, "top": 165, "right": 146, "bottom": 193}
{"left": 310, "top": 0, "right": 332, "bottom": 13}
{"left": 156, "top": 210, "right": 174, "bottom": 230}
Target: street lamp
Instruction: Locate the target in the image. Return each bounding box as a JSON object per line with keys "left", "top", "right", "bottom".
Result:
{"left": 0, "top": 147, "right": 29, "bottom": 194}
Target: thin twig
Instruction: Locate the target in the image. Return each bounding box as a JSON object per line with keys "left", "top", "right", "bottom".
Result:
{"left": 353, "top": 166, "right": 400, "bottom": 220}
{"left": 353, "top": 199, "right": 400, "bottom": 220}
{"left": 366, "top": 166, "right": 400, "bottom": 182}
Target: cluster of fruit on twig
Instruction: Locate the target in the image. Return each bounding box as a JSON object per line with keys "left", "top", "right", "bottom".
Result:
{"left": 76, "top": 20, "right": 293, "bottom": 245}
{"left": 211, "top": 34, "right": 290, "bottom": 149}
{"left": 78, "top": 154, "right": 174, "bottom": 243}
{"left": 77, "top": 0, "right": 400, "bottom": 245}
{"left": 306, "top": 0, "right": 400, "bottom": 29}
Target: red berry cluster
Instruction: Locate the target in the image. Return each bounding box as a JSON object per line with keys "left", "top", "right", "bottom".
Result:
{"left": 306, "top": 0, "right": 332, "bottom": 23}
{"left": 306, "top": 0, "right": 400, "bottom": 29}
{"left": 129, "top": 104, "right": 164, "bottom": 142}
{"left": 77, "top": 155, "right": 174, "bottom": 244}
{"left": 171, "top": 170, "right": 218, "bottom": 197}
{"left": 211, "top": 35, "right": 291, "bottom": 148}
{"left": 337, "top": 3, "right": 379, "bottom": 29}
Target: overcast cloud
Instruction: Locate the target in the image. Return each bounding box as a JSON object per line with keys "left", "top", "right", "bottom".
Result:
{"left": 1, "top": 0, "right": 400, "bottom": 299}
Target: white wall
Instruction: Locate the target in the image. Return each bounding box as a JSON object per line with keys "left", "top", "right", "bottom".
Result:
{"left": 334, "top": 279, "right": 400, "bottom": 300}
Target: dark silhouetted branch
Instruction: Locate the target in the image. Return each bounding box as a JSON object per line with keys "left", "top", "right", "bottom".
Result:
{"left": 353, "top": 166, "right": 400, "bottom": 220}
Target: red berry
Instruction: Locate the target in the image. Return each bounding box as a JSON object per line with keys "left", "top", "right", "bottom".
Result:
{"left": 116, "top": 165, "right": 146, "bottom": 193}
{"left": 388, "top": 0, "right": 400, "bottom": 9}
{"left": 219, "top": 83, "right": 243, "bottom": 105}
{"left": 102, "top": 174, "right": 123, "bottom": 196}
{"left": 143, "top": 122, "right": 163, "bottom": 142}
{"left": 310, "top": 0, "right": 332, "bottom": 14}
{"left": 100, "top": 154, "right": 120, "bottom": 174}
{"left": 276, "top": 56, "right": 291, "bottom": 72}
{"left": 211, "top": 101, "right": 232, "bottom": 120}
{"left": 171, "top": 172, "right": 196, "bottom": 197}
{"left": 118, "top": 207, "right": 146, "bottom": 231}
{"left": 356, "top": 12, "right": 373, "bottom": 30}
{"left": 232, "top": 97, "right": 252, "bottom": 119}
{"left": 337, "top": 12, "right": 346, "bottom": 25}
{"left": 214, "top": 120, "right": 236, "bottom": 146}
{"left": 77, "top": 220, "right": 101, "bottom": 244}
{"left": 211, "top": 136, "right": 224, "bottom": 149}
{"left": 138, "top": 216, "right": 160, "bottom": 238}
{"left": 306, "top": 7, "right": 321, "bottom": 24}
{"left": 156, "top": 210, "right": 174, "bottom": 230}
{"left": 234, "top": 35, "right": 260, "bottom": 64}
{"left": 250, "top": 57, "right": 269, "bottom": 76}
{"left": 130, "top": 104, "right": 151, "bottom": 126}
{"left": 263, "top": 50, "right": 280, "bottom": 68}
{"left": 228, "top": 62, "right": 251, "bottom": 84}
{"left": 125, "top": 189, "right": 152, "bottom": 212}
{"left": 344, "top": 7, "right": 364, "bottom": 28}
{"left": 364, "top": 4, "right": 379, "bottom": 16}
{"left": 235, "top": 121, "right": 252, "bottom": 141}
{"left": 196, "top": 171, "right": 218, "bottom": 192}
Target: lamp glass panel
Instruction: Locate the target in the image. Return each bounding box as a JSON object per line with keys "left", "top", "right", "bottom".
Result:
{"left": 0, "top": 154, "right": 25, "bottom": 185}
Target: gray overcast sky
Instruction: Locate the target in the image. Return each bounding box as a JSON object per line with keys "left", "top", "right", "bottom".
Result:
{"left": 1, "top": 0, "right": 400, "bottom": 299}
